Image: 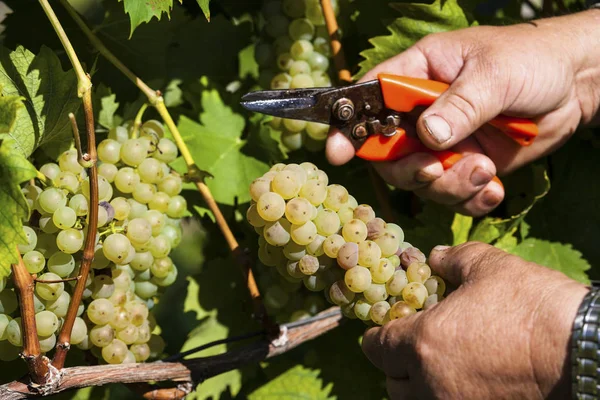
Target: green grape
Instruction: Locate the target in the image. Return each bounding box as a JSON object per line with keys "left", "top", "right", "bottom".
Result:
{"left": 329, "top": 280, "right": 355, "bottom": 306}
{"left": 406, "top": 262, "right": 432, "bottom": 284}
{"left": 39, "top": 216, "right": 59, "bottom": 234}
{"left": 254, "top": 42, "right": 274, "bottom": 67}
{"left": 344, "top": 266, "right": 371, "bottom": 293}
{"left": 263, "top": 219, "right": 291, "bottom": 247}
{"left": 68, "top": 317, "right": 87, "bottom": 345}
{"left": 265, "top": 14, "right": 290, "bottom": 38}
{"left": 342, "top": 219, "right": 368, "bottom": 243}
{"left": 158, "top": 175, "right": 182, "bottom": 197}
{"left": 58, "top": 149, "right": 84, "bottom": 174}
{"left": 249, "top": 177, "right": 272, "bottom": 203}
{"left": 23, "top": 250, "right": 45, "bottom": 274}
{"left": 386, "top": 270, "right": 409, "bottom": 296}
{"left": 6, "top": 317, "right": 22, "bottom": 346}
{"left": 371, "top": 258, "right": 394, "bottom": 284}
{"left": 357, "top": 240, "right": 382, "bottom": 269}
{"left": 285, "top": 260, "right": 305, "bottom": 279}
{"left": 282, "top": 0, "right": 305, "bottom": 17}
{"left": 138, "top": 158, "right": 165, "bottom": 184}
{"left": 132, "top": 183, "right": 156, "bottom": 204}
{"left": 108, "top": 125, "right": 128, "bottom": 143}
{"left": 41, "top": 336, "right": 59, "bottom": 355}
{"left": 109, "top": 306, "right": 131, "bottom": 330}
{"left": 307, "top": 51, "right": 329, "bottom": 71}
{"left": 303, "top": 272, "right": 326, "bottom": 292}
{"left": 247, "top": 204, "right": 267, "bottom": 228}
{"left": 0, "top": 314, "right": 11, "bottom": 340}
{"left": 47, "top": 252, "right": 75, "bottom": 278}
{"left": 91, "top": 275, "right": 116, "bottom": 299}
{"left": 69, "top": 194, "right": 89, "bottom": 216}
{"left": 299, "top": 179, "right": 327, "bottom": 205}
{"left": 150, "top": 257, "right": 173, "bottom": 278}
{"left": 314, "top": 209, "right": 341, "bottom": 236}
{"left": 271, "top": 72, "right": 292, "bottom": 89}
{"left": 148, "top": 192, "right": 170, "bottom": 213}
{"left": 290, "top": 39, "right": 314, "bottom": 60}
{"left": 120, "top": 139, "right": 148, "bottom": 167}
{"left": 388, "top": 255, "right": 401, "bottom": 268}
{"left": 153, "top": 138, "right": 178, "bottom": 163}
{"left": 265, "top": 285, "right": 289, "bottom": 310}
{"left": 18, "top": 226, "right": 37, "bottom": 254}
{"left": 56, "top": 171, "right": 80, "bottom": 193}
{"left": 56, "top": 228, "right": 84, "bottom": 254}
{"left": 135, "top": 322, "right": 151, "bottom": 344}
{"left": 130, "top": 343, "right": 151, "bottom": 362}
{"left": 423, "top": 294, "right": 439, "bottom": 310}
{"left": 115, "top": 167, "right": 141, "bottom": 193}
{"left": 102, "top": 338, "right": 128, "bottom": 364}
{"left": 389, "top": 301, "right": 417, "bottom": 320}
{"left": 33, "top": 293, "right": 46, "bottom": 313}
{"left": 0, "top": 290, "right": 17, "bottom": 314}
{"left": 166, "top": 196, "right": 186, "bottom": 219}
{"left": 98, "top": 162, "right": 118, "bottom": 182}
{"left": 305, "top": 121, "right": 328, "bottom": 140}
{"left": 336, "top": 206, "right": 353, "bottom": 225}
{"left": 324, "top": 185, "right": 348, "bottom": 211}
{"left": 258, "top": 244, "right": 278, "bottom": 266}
{"left": 290, "top": 221, "right": 317, "bottom": 245}
{"left": 283, "top": 241, "right": 306, "bottom": 261}
{"left": 82, "top": 175, "right": 112, "bottom": 201}
{"left": 336, "top": 242, "right": 358, "bottom": 270}
{"left": 52, "top": 206, "right": 77, "bottom": 230}
{"left": 135, "top": 279, "right": 158, "bottom": 299}
{"left": 354, "top": 298, "right": 372, "bottom": 321}
{"left": 374, "top": 231, "right": 400, "bottom": 257}
{"left": 289, "top": 60, "right": 311, "bottom": 76}
{"left": 284, "top": 197, "right": 313, "bottom": 225}
{"left": 127, "top": 218, "right": 153, "bottom": 245}
{"left": 386, "top": 223, "right": 405, "bottom": 243}
{"left": 272, "top": 170, "right": 302, "bottom": 199}
{"left": 401, "top": 282, "right": 428, "bottom": 309}
{"left": 290, "top": 73, "right": 314, "bottom": 88}
{"left": 298, "top": 254, "right": 319, "bottom": 275}
{"left": 90, "top": 324, "right": 115, "bottom": 347}
{"left": 363, "top": 283, "right": 388, "bottom": 303}
{"left": 257, "top": 192, "right": 286, "bottom": 221}
{"left": 36, "top": 233, "right": 59, "bottom": 257}
{"left": 322, "top": 234, "right": 345, "bottom": 258}
{"left": 306, "top": 3, "right": 326, "bottom": 26}
{"left": 36, "top": 273, "right": 64, "bottom": 301}
{"left": 153, "top": 264, "right": 178, "bottom": 287}
{"left": 45, "top": 290, "right": 70, "bottom": 318}
{"left": 88, "top": 298, "right": 116, "bottom": 325}
{"left": 277, "top": 52, "right": 294, "bottom": 70}
{"left": 340, "top": 302, "right": 356, "bottom": 319}
{"left": 40, "top": 163, "right": 61, "bottom": 181}
{"left": 283, "top": 118, "right": 308, "bottom": 133}
{"left": 370, "top": 301, "right": 391, "bottom": 325}
{"left": 424, "top": 276, "right": 446, "bottom": 297}
{"left": 281, "top": 130, "right": 304, "bottom": 151}
{"left": 150, "top": 236, "right": 171, "bottom": 259}
{"left": 311, "top": 70, "right": 331, "bottom": 87}
{"left": 306, "top": 234, "right": 325, "bottom": 256}
{"left": 126, "top": 301, "right": 149, "bottom": 326}
{"left": 312, "top": 37, "right": 330, "bottom": 57}
{"left": 103, "top": 233, "right": 132, "bottom": 263}
{"left": 98, "top": 139, "right": 122, "bottom": 164}
{"left": 122, "top": 350, "right": 136, "bottom": 364}
{"left": 35, "top": 310, "right": 59, "bottom": 337}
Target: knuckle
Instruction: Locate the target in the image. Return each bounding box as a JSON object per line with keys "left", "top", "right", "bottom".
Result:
{"left": 413, "top": 319, "right": 437, "bottom": 363}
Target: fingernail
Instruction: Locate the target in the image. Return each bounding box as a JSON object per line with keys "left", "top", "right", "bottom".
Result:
{"left": 414, "top": 164, "right": 442, "bottom": 183}
{"left": 470, "top": 167, "right": 493, "bottom": 186}
{"left": 432, "top": 245, "right": 450, "bottom": 252}
{"left": 423, "top": 115, "right": 452, "bottom": 144}
{"left": 482, "top": 189, "right": 503, "bottom": 207}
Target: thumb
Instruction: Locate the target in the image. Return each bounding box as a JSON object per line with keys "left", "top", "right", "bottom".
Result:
{"left": 427, "top": 242, "right": 506, "bottom": 287}
{"left": 416, "top": 63, "right": 504, "bottom": 150}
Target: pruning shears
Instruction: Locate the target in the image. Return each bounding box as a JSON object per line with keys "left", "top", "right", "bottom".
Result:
{"left": 240, "top": 74, "right": 539, "bottom": 180}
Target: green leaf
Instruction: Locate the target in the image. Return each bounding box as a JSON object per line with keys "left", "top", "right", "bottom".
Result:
{"left": 0, "top": 45, "right": 80, "bottom": 159}
{"left": 94, "top": 85, "right": 121, "bottom": 130}
{"left": 174, "top": 89, "right": 271, "bottom": 205}
{"left": 508, "top": 238, "right": 590, "bottom": 284}
{"left": 196, "top": 0, "right": 211, "bottom": 21}
{"left": 0, "top": 138, "right": 37, "bottom": 277}
{"left": 193, "top": 205, "right": 215, "bottom": 223}
{"left": 402, "top": 202, "right": 455, "bottom": 254}
{"left": 119, "top": 0, "right": 174, "bottom": 37}
{"left": 239, "top": 44, "right": 260, "bottom": 80}
{"left": 356, "top": 0, "right": 474, "bottom": 79}
{"left": 248, "top": 365, "right": 334, "bottom": 400}
{"left": 451, "top": 213, "right": 472, "bottom": 245}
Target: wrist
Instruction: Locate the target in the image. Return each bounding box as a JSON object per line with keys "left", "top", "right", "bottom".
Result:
{"left": 530, "top": 279, "right": 589, "bottom": 399}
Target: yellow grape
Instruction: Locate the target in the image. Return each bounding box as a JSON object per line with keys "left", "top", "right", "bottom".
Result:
{"left": 386, "top": 269, "right": 409, "bottom": 296}
{"left": 257, "top": 192, "right": 286, "bottom": 221}
{"left": 370, "top": 301, "right": 391, "bottom": 325}
{"left": 344, "top": 266, "right": 371, "bottom": 293}
{"left": 323, "top": 184, "right": 348, "bottom": 211}
{"left": 371, "top": 258, "right": 395, "bottom": 284}
{"left": 373, "top": 230, "right": 400, "bottom": 257}
{"left": 389, "top": 301, "right": 417, "bottom": 320}
{"left": 299, "top": 180, "right": 327, "bottom": 205}
{"left": 406, "top": 262, "right": 432, "bottom": 284}
{"left": 342, "top": 219, "right": 368, "bottom": 243}
{"left": 285, "top": 197, "right": 313, "bottom": 225}
{"left": 357, "top": 240, "right": 382, "bottom": 268}
{"left": 401, "top": 282, "right": 428, "bottom": 309}
{"left": 290, "top": 220, "right": 318, "bottom": 245}
{"left": 313, "top": 209, "right": 341, "bottom": 236}
{"left": 272, "top": 170, "right": 302, "bottom": 199}
{"left": 322, "top": 234, "right": 345, "bottom": 258}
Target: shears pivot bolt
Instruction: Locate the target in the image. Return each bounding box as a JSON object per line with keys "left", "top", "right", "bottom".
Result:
{"left": 352, "top": 123, "right": 368, "bottom": 140}
{"left": 332, "top": 98, "right": 355, "bottom": 121}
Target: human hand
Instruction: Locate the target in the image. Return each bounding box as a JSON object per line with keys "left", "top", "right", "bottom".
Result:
{"left": 327, "top": 11, "right": 600, "bottom": 216}
{"left": 362, "top": 242, "right": 589, "bottom": 400}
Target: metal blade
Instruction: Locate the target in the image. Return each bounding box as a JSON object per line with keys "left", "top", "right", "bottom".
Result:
{"left": 240, "top": 88, "right": 335, "bottom": 124}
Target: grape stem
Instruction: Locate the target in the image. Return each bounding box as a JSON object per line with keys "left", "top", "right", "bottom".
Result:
{"left": 39, "top": 0, "right": 100, "bottom": 371}
{"left": 320, "top": 0, "right": 352, "bottom": 83}
{"left": 11, "top": 250, "right": 49, "bottom": 385}
{"left": 130, "top": 103, "right": 149, "bottom": 139}
{"left": 60, "top": 0, "right": 274, "bottom": 333}
{"left": 34, "top": 277, "right": 80, "bottom": 284}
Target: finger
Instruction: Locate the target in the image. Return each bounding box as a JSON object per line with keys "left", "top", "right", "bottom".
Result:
{"left": 415, "top": 60, "right": 505, "bottom": 151}
{"left": 362, "top": 315, "right": 420, "bottom": 377}
{"left": 428, "top": 242, "right": 504, "bottom": 286}
{"left": 372, "top": 153, "right": 444, "bottom": 191}
{"left": 412, "top": 153, "right": 497, "bottom": 206}
{"left": 325, "top": 129, "right": 355, "bottom": 165}
{"left": 448, "top": 179, "right": 504, "bottom": 217}
{"left": 386, "top": 377, "right": 414, "bottom": 400}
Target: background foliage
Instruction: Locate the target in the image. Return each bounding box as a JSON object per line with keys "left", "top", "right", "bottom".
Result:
{"left": 0, "top": 0, "right": 597, "bottom": 398}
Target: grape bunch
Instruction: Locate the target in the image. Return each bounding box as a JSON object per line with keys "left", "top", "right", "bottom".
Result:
{"left": 254, "top": 0, "right": 339, "bottom": 152}
{"left": 247, "top": 163, "right": 446, "bottom": 326}
{"left": 0, "top": 120, "right": 183, "bottom": 364}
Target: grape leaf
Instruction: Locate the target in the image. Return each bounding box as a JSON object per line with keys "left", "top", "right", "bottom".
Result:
{"left": 507, "top": 238, "right": 590, "bottom": 284}
{"left": 174, "top": 89, "right": 273, "bottom": 205}
{"left": 0, "top": 45, "right": 80, "bottom": 159}
{"left": 451, "top": 213, "right": 472, "bottom": 245}
{"left": 0, "top": 138, "right": 37, "bottom": 278}
{"left": 196, "top": 0, "right": 211, "bottom": 21}
{"left": 93, "top": 85, "right": 121, "bottom": 130}
{"left": 248, "top": 365, "right": 334, "bottom": 400}
{"left": 119, "top": 0, "right": 176, "bottom": 37}
{"left": 356, "top": 0, "right": 474, "bottom": 79}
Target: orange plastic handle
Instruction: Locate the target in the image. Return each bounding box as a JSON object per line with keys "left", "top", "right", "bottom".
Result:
{"left": 356, "top": 127, "right": 503, "bottom": 188}
{"left": 377, "top": 74, "right": 539, "bottom": 146}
